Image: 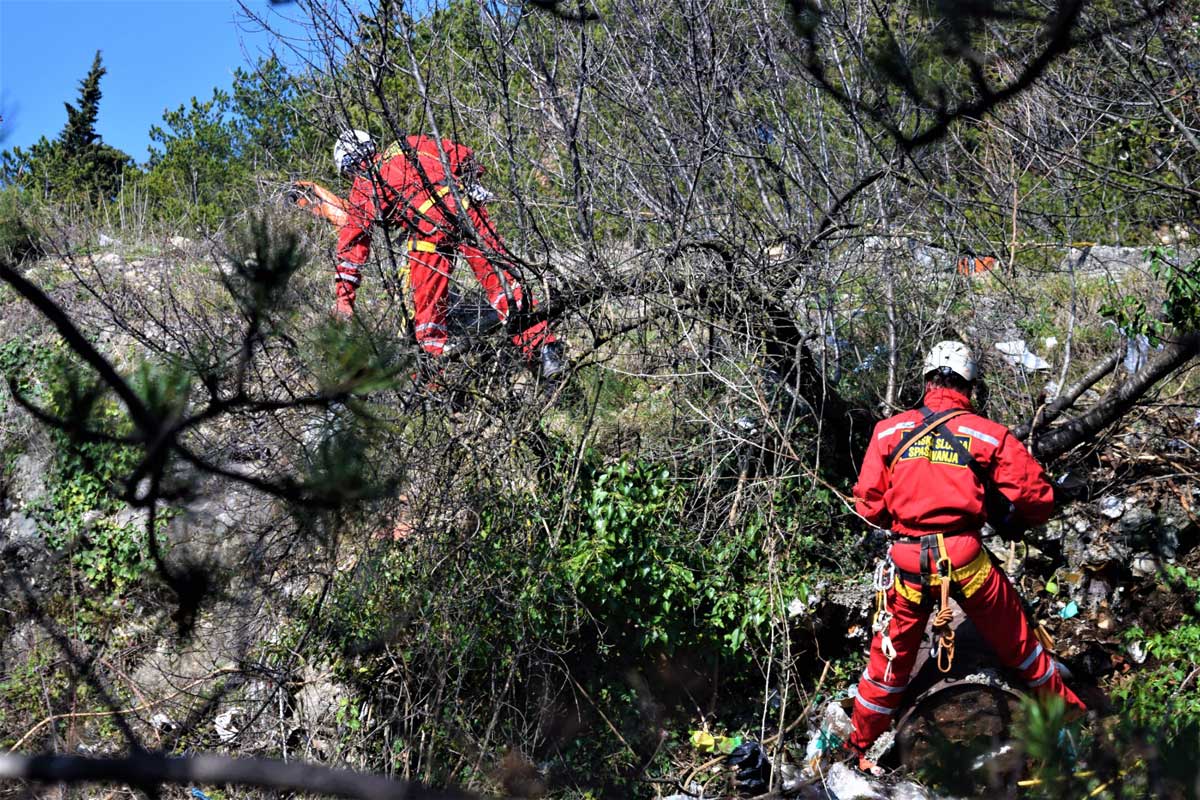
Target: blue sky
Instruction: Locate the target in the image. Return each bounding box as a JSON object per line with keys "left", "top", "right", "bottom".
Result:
{"left": 0, "top": 0, "right": 314, "bottom": 164}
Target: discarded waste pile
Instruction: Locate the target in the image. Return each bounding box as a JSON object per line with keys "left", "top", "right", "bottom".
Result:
{"left": 658, "top": 413, "right": 1199, "bottom": 799}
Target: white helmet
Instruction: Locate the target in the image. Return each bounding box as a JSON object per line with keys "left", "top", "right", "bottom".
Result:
{"left": 334, "top": 129, "right": 375, "bottom": 175}
{"left": 923, "top": 340, "right": 978, "bottom": 382}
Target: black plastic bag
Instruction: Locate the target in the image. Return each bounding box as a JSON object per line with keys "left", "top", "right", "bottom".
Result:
{"left": 726, "top": 740, "right": 770, "bottom": 795}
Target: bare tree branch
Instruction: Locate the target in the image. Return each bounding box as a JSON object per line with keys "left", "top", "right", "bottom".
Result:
{"left": 1031, "top": 333, "right": 1200, "bottom": 460}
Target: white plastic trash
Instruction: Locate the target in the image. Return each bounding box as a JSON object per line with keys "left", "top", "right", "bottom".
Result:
{"left": 803, "top": 701, "right": 855, "bottom": 776}
{"left": 1123, "top": 334, "right": 1151, "bottom": 374}
{"left": 214, "top": 707, "right": 243, "bottom": 742}
{"left": 995, "top": 340, "right": 1051, "bottom": 371}
{"left": 824, "top": 762, "right": 885, "bottom": 799}
{"left": 891, "top": 782, "right": 934, "bottom": 800}
{"left": 1099, "top": 496, "right": 1125, "bottom": 519}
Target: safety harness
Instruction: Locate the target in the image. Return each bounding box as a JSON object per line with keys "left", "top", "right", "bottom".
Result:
{"left": 398, "top": 184, "right": 477, "bottom": 301}
{"left": 873, "top": 407, "right": 990, "bottom": 674}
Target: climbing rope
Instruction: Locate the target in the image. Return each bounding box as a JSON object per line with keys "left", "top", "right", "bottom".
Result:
{"left": 931, "top": 554, "right": 956, "bottom": 673}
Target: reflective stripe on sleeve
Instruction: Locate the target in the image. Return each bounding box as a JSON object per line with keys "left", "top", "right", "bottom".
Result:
{"left": 878, "top": 421, "right": 916, "bottom": 440}
{"left": 957, "top": 425, "right": 1000, "bottom": 446}
{"left": 408, "top": 240, "right": 439, "bottom": 254}
{"left": 1018, "top": 643, "right": 1044, "bottom": 673}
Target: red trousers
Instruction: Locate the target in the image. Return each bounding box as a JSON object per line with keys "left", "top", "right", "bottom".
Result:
{"left": 407, "top": 205, "right": 553, "bottom": 357}
{"left": 849, "top": 548, "right": 1085, "bottom": 753}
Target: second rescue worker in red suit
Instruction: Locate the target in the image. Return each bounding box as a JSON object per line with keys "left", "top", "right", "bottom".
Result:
{"left": 847, "top": 341, "right": 1085, "bottom": 773}
{"left": 331, "top": 129, "right": 565, "bottom": 377}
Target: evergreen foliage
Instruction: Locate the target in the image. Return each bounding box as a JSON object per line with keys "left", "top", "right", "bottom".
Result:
{"left": 0, "top": 51, "right": 133, "bottom": 204}
{"left": 1, "top": 2, "right": 1200, "bottom": 798}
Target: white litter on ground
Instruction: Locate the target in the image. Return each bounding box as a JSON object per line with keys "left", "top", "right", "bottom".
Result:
{"left": 995, "top": 340, "right": 1051, "bottom": 371}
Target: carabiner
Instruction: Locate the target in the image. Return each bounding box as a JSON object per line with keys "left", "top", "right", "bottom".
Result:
{"left": 872, "top": 558, "right": 895, "bottom": 592}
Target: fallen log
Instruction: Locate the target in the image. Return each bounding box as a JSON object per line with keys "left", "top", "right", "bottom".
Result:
{"left": 1011, "top": 349, "right": 1121, "bottom": 443}
{"left": 1025, "top": 333, "right": 1200, "bottom": 462}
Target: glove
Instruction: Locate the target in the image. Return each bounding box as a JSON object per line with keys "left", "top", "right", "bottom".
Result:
{"left": 1053, "top": 471, "right": 1089, "bottom": 504}
{"left": 465, "top": 182, "right": 496, "bottom": 205}
{"left": 334, "top": 262, "right": 360, "bottom": 318}
{"left": 984, "top": 484, "right": 1023, "bottom": 540}
{"left": 458, "top": 155, "right": 485, "bottom": 182}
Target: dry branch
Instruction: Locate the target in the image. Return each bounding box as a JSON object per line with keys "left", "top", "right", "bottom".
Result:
{"left": 1030, "top": 334, "right": 1200, "bottom": 461}
{"left": 1012, "top": 348, "right": 1122, "bottom": 443}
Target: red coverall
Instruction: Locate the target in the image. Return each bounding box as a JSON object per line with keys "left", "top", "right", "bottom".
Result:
{"left": 848, "top": 386, "right": 1085, "bottom": 754}
{"left": 335, "top": 135, "right": 554, "bottom": 357}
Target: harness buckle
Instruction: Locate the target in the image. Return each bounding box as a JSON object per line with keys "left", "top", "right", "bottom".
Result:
{"left": 935, "top": 556, "right": 952, "bottom": 582}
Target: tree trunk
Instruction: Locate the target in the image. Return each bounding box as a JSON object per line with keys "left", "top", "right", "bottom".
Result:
{"left": 1010, "top": 348, "right": 1121, "bottom": 443}
{"left": 1026, "top": 334, "right": 1200, "bottom": 461}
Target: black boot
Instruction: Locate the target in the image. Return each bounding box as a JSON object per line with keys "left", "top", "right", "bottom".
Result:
{"left": 539, "top": 341, "right": 567, "bottom": 379}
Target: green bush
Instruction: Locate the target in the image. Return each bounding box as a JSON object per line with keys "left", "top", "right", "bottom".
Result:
{"left": 293, "top": 443, "right": 858, "bottom": 796}
{"left": 0, "top": 186, "right": 43, "bottom": 264}
{"left": 560, "top": 459, "right": 698, "bottom": 651}
{"left": 1114, "top": 624, "right": 1200, "bottom": 742}
{"left": 0, "top": 336, "right": 153, "bottom": 601}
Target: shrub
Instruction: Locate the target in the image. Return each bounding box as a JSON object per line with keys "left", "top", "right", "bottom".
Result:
{"left": 0, "top": 186, "right": 43, "bottom": 264}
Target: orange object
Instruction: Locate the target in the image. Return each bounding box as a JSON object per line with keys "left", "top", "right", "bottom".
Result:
{"left": 956, "top": 255, "right": 997, "bottom": 275}
{"left": 288, "top": 180, "right": 351, "bottom": 227}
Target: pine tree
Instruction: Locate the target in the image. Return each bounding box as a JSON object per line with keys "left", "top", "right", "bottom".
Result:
{"left": 60, "top": 51, "right": 105, "bottom": 155}
{"left": 0, "top": 51, "right": 131, "bottom": 203}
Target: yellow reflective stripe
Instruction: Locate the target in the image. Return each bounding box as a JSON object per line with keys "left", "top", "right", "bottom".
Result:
{"left": 408, "top": 239, "right": 438, "bottom": 253}
{"left": 381, "top": 143, "right": 439, "bottom": 161}
{"left": 415, "top": 185, "right": 452, "bottom": 216}
{"left": 958, "top": 551, "right": 993, "bottom": 598}
{"left": 414, "top": 184, "right": 470, "bottom": 217}
{"left": 894, "top": 577, "right": 922, "bottom": 604}
{"left": 892, "top": 550, "right": 993, "bottom": 603}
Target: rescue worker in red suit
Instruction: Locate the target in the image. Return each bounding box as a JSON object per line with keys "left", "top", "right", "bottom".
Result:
{"left": 331, "top": 129, "right": 565, "bottom": 377}
{"left": 847, "top": 341, "right": 1085, "bottom": 773}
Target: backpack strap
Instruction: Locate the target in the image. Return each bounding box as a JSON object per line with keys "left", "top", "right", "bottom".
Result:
{"left": 888, "top": 406, "right": 1023, "bottom": 536}
{"left": 930, "top": 417, "right": 1022, "bottom": 537}
{"left": 886, "top": 407, "right": 971, "bottom": 471}
{"left": 929, "top": 417, "right": 989, "bottom": 486}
